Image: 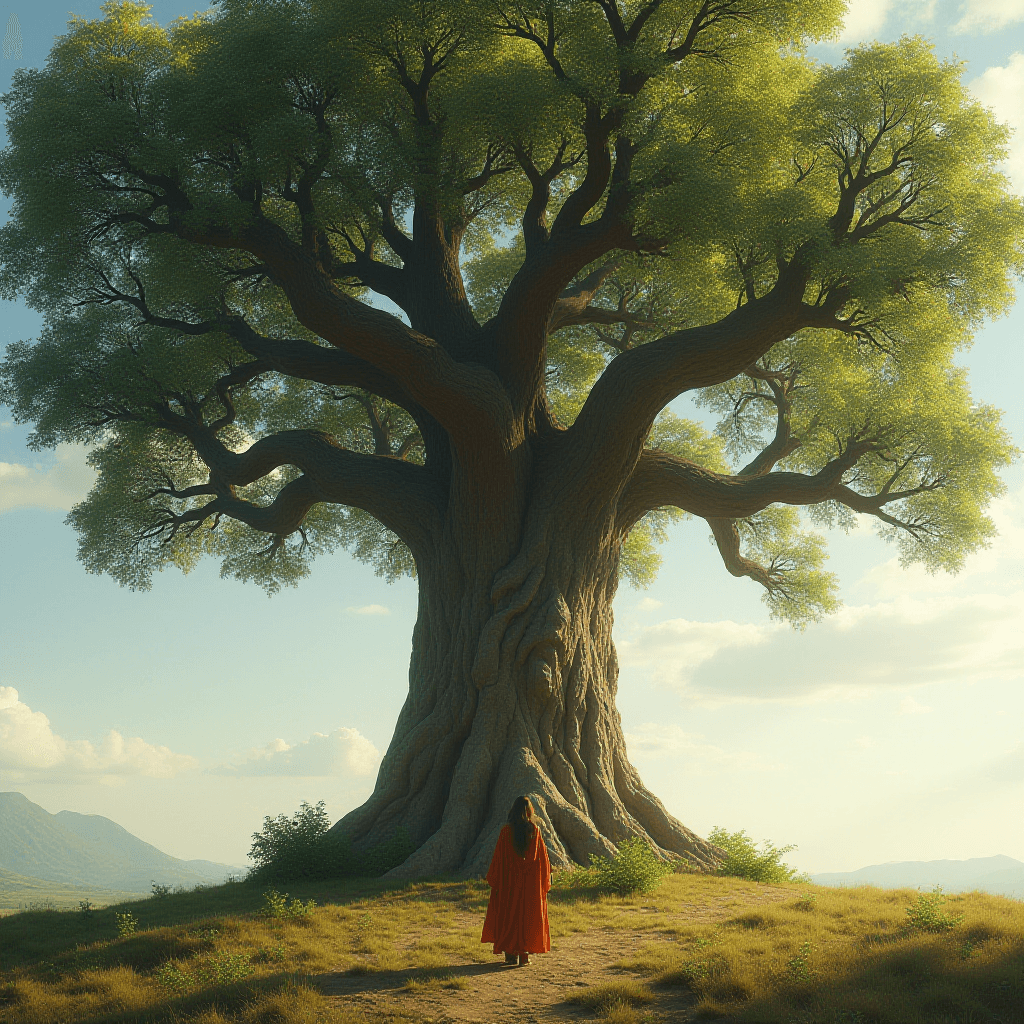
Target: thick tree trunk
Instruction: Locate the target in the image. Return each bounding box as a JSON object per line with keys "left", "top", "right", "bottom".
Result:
{"left": 330, "top": 490, "right": 722, "bottom": 879}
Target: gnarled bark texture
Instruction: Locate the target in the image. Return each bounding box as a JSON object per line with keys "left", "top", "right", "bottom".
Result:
{"left": 332, "top": 488, "right": 721, "bottom": 878}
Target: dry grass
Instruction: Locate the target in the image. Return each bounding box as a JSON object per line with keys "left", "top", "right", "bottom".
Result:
{"left": 613, "top": 881, "right": 1024, "bottom": 1022}
{"left": 0, "top": 871, "right": 1020, "bottom": 1023}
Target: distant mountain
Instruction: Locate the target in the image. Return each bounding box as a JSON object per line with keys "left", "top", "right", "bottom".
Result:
{"left": 811, "top": 855, "right": 1024, "bottom": 899}
{"left": 0, "top": 792, "right": 245, "bottom": 893}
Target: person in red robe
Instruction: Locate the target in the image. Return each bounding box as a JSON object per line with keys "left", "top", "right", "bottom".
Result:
{"left": 481, "top": 795, "right": 551, "bottom": 966}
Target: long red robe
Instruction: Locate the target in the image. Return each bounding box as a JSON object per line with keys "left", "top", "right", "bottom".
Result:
{"left": 481, "top": 823, "right": 551, "bottom": 955}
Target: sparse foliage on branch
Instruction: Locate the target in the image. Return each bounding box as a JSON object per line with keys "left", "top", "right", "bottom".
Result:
{"left": 0, "top": 0, "right": 1020, "bottom": 876}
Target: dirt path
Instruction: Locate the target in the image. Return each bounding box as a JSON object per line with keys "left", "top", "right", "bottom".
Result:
{"left": 315, "top": 886, "right": 796, "bottom": 1023}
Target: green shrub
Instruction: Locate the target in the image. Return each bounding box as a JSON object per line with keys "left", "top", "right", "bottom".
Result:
{"left": 248, "top": 800, "right": 416, "bottom": 882}
{"left": 708, "top": 826, "right": 807, "bottom": 883}
{"left": 905, "top": 886, "right": 965, "bottom": 932}
{"left": 114, "top": 911, "right": 137, "bottom": 938}
{"left": 591, "top": 837, "right": 674, "bottom": 895}
{"left": 553, "top": 837, "right": 674, "bottom": 895}
{"left": 155, "top": 951, "right": 254, "bottom": 993}
{"left": 262, "top": 889, "right": 317, "bottom": 919}
{"left": 150, "top": 881, "right": 172, "bottom": 900}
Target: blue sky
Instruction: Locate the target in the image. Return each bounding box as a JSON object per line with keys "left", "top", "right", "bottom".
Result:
{"left": 0, "top": 0, "right": 1021, "bottom": 874}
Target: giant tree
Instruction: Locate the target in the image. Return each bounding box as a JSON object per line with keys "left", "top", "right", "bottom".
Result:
{"left": 1, "top": 0, "right": 1020, "bottom": 877}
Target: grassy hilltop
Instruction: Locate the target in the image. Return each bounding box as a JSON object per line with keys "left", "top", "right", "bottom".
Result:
{"left": 1, "top": 866, "right": 1021, "bottom": 1023}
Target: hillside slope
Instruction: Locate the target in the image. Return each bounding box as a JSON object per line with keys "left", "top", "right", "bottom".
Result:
{"left": 0, "top": 792, "right": 243, "bottom": 892}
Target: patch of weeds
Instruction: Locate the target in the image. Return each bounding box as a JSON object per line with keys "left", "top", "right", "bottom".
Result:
{"left": 114, "top": 910, "right": 137, "bottom": 938}
{"left": 155, "top": 950, "right": 255, "bottom": 993}
{"left": 567, "top": 980, "right": 656, "bottom": 1012}
{"left": 786, "top": 940, "right": 814, "bottom": 981}
{"left": 252, "top": 945, "right": 287, "bottom": 964}
{"left": 905, "top": 886, "right": 965, "bottom": 933}
{"left": 795, "top": 892, "right": 817, "bottom": 910}
{"left": 591, "top": 837, "right": 675, "bottom": 895}
{"left": 959, "top": 938, "right": 976, "bottom": 960}
{"left": 150, "top": 881, "right": 173, "bottom": 900}
{"left": 659, "top": 942, "right": 730, "bottom": 992}
{"left": 262, "top": 888, "right": 317, "bottom": 918}
{"left": 403, "top": 969, "right": 468, "bottom": 992}
{"left": 708, "top": 826, "right": 808, "bottom": 883}
{"left": 554, "top": 838, "right": 674, "bottom": 896}
{"left": 77, "top": 899, "right": 94, "bottom": 918}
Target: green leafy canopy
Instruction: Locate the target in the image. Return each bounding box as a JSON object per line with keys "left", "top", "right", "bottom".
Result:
{"left": 0, "top": 0, "right": 1020, "bottom": 627}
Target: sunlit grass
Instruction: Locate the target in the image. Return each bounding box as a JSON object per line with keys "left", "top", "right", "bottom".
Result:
{"left": 613, "top": 883, "right": 1024, "bottom": 1022}
{"left": 0, "top": 871, "right": 1020, "bottom": 1023}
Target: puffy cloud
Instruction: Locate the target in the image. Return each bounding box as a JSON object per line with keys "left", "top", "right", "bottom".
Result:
{"left": 0, "top": 687, "right": 196, "bottom": 778}
{"left": 620, "top": 591, "right": 1023, "bottom": 706}
{"left": 0, "top": 444, "right": 97, "bottom": 513}
{"left": 952, "top": 0, "right": 1024, "bottom": 33}
{"left": 833, "top": 0, "right": 935, "bottom": 44}
{"left": 969, "top": 52, "right": 1024, "bottom": 193}
{"left": 636, "top": 598, "right": 664, "bottom": 612}
{"left": 211, "top": 727, "right": 381, "bottom": 777}
{"left": 346, "top": 605, "right": 390, "bottom": 616}
{"left": 624, "top": 723, "right": 776, "bottom": 774}
{"left": 621, "top": 484, "right": 1024, "bottom": 706}
{"left": 836, "top": 0, "right": 892, "bottom": 42}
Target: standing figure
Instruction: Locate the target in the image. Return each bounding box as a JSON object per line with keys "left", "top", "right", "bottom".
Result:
{"left": 481, "top": 795, "right": 552, "bottom": 966}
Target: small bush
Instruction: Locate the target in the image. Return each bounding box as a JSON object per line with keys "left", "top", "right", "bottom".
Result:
{"left": 905, "top": 886, "right": 965, "bottom": 932}
{"left": 77, "top": 899, "right": 94, "bottom": 917}
{"left": 150, "top": 881, "right": 172, "bottom": 900}
{"left": 708, "top": 826, "right": 806, "bottom": 883}
{"left": 591, "top": 837, "right": 675, "bottom": 895}
{"left": 553, "top": 837, "right": 674, "bottom": 895}
{"left": 248, "top": 800, "right": 416, "bottom": 882}
{"left": 156, "top": 950, "right": 254, "bottom": 993}
{"left": 262, "top": 889, "right": 317, "bottom": 919}
{"left": 787, "top": 940, "right": 815, "bottom": 980}
{"left": 114, "top": 911, "right": 137, "bottom": 938}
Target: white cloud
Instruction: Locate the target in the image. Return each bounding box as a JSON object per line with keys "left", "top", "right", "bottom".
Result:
{"left": 0, "top": 444, "right": 97, "bottom": 513}
{"left": 346, "top": 604, "right": 390, "bottom": 616}
{"left": 0, "top": 687, "right": 196, "bottom": 778}
{"left": 837, "top": 0, "right": 891, "bottom": 42}
{"left": 637, "top": 598, "right": 664, "bottom": 612}
{"left": 211, "top": 727, "right": 381, "bottom": 777}
{"left": 833, "top": 0, "right": 935, "bottom": 44}
{"left": 952, "top": 0, "right": 1024, "bottom": 33}
{"left": 624, "top": 723, "right": 775, "bottom": 774}
{"left": 899, "top": 696, "right": 932, "bottom": 715}
{"left": 620, "top": 484, "right": 1024, "bottom": 706}
{"left": 620, "top": 591, "right": 1023, "bottom": 705}
{"left": 969, "top": 53, "right": 1024, "bottom": 193}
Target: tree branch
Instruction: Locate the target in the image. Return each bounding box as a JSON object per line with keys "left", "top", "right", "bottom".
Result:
{"left": 161, "top": 212, "right": 509, "bottom": 451}
{"left": 150, "top": 414, "right": 442, "bottom": 552}
{"left": 617, "top": 438, "right": 873, "bottom": 530}
{"left": 570, "top": 268, "right": 813, "bottom": 502}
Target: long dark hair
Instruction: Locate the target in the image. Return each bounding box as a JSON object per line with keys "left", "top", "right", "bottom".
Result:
{"left": 507, "top": 796, "right": 536, "bottom": 856}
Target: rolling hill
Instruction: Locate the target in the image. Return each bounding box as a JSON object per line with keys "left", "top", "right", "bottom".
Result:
{"left": 0, "top": 792, "right": 245, "bottom": 893}
{"left": 811, "top": 854, "right": 1024, "bottom": 898}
